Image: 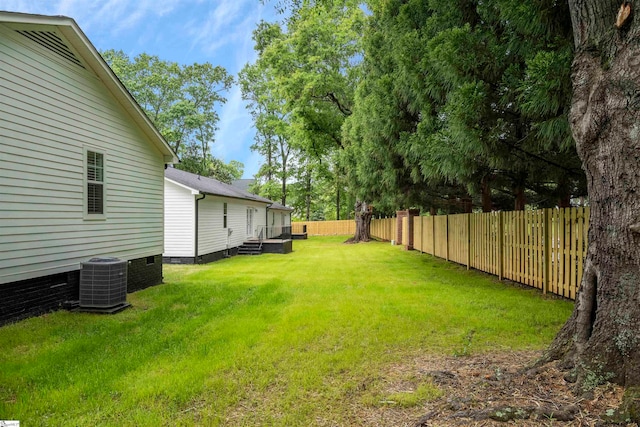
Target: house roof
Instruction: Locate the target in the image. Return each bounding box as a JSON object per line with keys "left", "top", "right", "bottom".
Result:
{"left": 230, "top": 178, "right": 291, "bottom": 211}
{"left": 0, "top": 11, "right": 178, "bottom": 164}
{"left": 231, "top": 179, "right": 255, "bottom": 192}
{"left": 165, "top": 167, "right": 293, "bottom": 211}
{"left": 268, "top": 202, "right": 292, "bottom": 212}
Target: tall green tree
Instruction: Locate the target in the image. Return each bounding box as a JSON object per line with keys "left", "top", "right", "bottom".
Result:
{"left": 244, "top": 1, "right": 365, "bottom": 222}
{"left": 343, "top": 0, "right": 585, "bottom": 213}
{"left": 101, "top": 50, "right": 241, "bottom": 182}
{"left": 239, "top": 23, "right": 295, "bottom": 204}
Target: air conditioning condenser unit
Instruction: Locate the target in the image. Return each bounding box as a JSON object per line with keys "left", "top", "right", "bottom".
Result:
{"left": 79, "top": 257, "right": 129, "bottom": 312}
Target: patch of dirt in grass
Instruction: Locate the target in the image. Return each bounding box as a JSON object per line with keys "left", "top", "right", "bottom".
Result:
{"left": 351, "top": 351, "right": 632, "bottom": 427}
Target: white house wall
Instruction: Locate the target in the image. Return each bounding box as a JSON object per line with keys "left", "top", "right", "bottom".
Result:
{"left": 163, "top": 180, "right": 195, "bottom": 257}
{"left": 197, "top": 196, "right": 227, "bottom": 255}
{"left": 0, "top": 24, "right": 166, "bottom": 284}
{"left": 269, "top": 210, "right": 276, "bottom": 228}
{"left": 269, "top": 210, "right": 292, "bottom": 227}
{"left": 197, "top": 197, "right": 268, "bottom": 256}
{"left": 273, "top": 210, "right": 291, "bottom": 227}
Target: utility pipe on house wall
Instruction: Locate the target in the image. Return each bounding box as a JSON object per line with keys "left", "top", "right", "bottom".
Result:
{"left": 194, "top": 193, "right": 206, "bottom": 263}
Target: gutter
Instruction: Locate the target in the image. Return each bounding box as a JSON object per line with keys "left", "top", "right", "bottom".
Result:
{"left": 194, "top": 193, "right": 206, "bottom": 263}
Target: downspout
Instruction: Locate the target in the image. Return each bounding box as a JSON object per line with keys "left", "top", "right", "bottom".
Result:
{"left": 195, "top": 193, "right": 206, "bottom": 263}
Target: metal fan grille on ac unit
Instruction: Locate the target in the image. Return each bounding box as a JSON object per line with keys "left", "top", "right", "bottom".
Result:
{"left": 79, "top": 257, "right": 127, "bottom": 308}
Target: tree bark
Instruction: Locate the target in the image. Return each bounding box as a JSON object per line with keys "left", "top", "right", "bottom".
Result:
{"left": 545, "top": 0, "right": 640, "bottom": 392}
{"left": 352, "top": 201, "right": 372, "bottom": 242}
{"left": 557, "top": 178, "right": 572, "bottom": 208}
{"left": 278, "top": 135, "right": 289, "bottom": 206}
{"left": 305, "top": 166, "right": 312, "bottom": 221}
{"left": 281, "top": 159, "right": 287, "bottom": 206}
{"left": 481, "top": 174, "right": 493, "bottom": 212}
{"left": 462, "top": 195, "right": 473, "bottom": 213}
{"left": 514, "top": 185, "right": 526, "bottom": 211}
{"left": 336, "top": 185, "right": 341, "bottom": 220}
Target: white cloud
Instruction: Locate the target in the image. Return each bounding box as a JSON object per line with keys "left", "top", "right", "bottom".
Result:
{"left": 78, "top": 0, "right": 185, "bottom": 36}
{"left": 190, "top": 0, "right": 276, "bottom": 178}
{"left": 186, "top": 0, "right": 267, "bottom": 58}
{"left": 242, "top": 150, "right": 263, "bottom": 178}
{"left": 4, "top": 0, "right": 186, "bottom": 35}
{"left": 214, "top": 84, "right": 253, "bottom": 158}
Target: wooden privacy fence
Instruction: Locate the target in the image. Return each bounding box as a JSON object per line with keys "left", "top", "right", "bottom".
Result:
{"left": 292, "top": 218, "right": 396, "bottom": 238}
{"left": 391, "top": 208, "right": 589, "bottom": 300}
{"left": 370, "top": 218, "right": 396, "bottom": 241}
{"left": 294, "top": 209, "right": 589, "bottom": 300}
{"left": 292, "top": 220, "right": 356, "bottom": 236}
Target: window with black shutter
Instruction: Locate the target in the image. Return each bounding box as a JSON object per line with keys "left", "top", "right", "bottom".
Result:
{"left": 86, "top": 150, "right": 104, "bottom": 215}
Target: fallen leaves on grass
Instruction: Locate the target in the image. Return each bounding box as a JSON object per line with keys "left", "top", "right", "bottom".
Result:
{"left": 352, "top": 351, "right": 633, "bottom": 427}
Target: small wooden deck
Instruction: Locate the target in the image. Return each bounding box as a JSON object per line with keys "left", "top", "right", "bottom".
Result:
{"left": 243, "top": 238, "right": 293, "bottom": 254}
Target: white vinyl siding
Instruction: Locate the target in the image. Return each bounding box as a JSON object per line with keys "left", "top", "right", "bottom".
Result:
{"left": 0, "top": 23, "right": 166, "bottom": 284}
{"left": 163, "top": 180, "right": 196, "bottom": 258}
{"left": 264, "top": 208, "right": 291, "bottom": 238}
{"left": 269, "top": 209, "right": 292, "bottom": 227}
{"left": 197, "top": 197, "right": 227, "bottom": 255}
{"left": 197, "top": 197, "right": 268, "bottom": 255}
{"left": 164, "top": 178, "right": 271, "bottom": 258}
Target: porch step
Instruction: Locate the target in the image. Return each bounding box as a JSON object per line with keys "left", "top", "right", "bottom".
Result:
{"left": 238, "top": 241, "right": 262, "bottom": 255}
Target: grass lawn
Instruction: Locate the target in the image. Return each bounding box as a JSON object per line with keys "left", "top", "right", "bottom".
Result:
{"left": 0, "top": 236, "right": 573, "bottom": 426}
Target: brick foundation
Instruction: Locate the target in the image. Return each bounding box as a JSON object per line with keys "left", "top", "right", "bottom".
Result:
{"left": 0, "top": 271, "right": 79, "bottom": 327}
{"left": 127, "top": 254, "right": 163, "bottom": 293}
{"left": 1, "top": 254, "right": 164, "bottom": 326}
{"left": 163, "top": 248, "right": 239, "bottom": 265}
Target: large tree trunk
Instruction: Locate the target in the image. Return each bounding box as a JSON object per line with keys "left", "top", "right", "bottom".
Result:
{"left": 513, "top": 185, "right": 526, "bottom": 211}
{"left": 352, "top": 201, "right": 372, "bottom": 242}
{"left": 281, "top": 161, "right": 287, "bottom": 206}
{"left": 546, "top": 0, "right": 640, "bottom": 394}
{"left": 305, "top": 167, "right": 312, "bottom": 221}
{"left": 462, "top": 195, "right": 473, "bottom": 213}
{"left": 481, "top": 174, "right": 493, "bottom": 212}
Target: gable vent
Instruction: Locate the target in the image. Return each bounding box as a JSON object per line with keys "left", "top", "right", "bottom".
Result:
{"left": 16, "top": 30, "right": 85, "bottom": 69}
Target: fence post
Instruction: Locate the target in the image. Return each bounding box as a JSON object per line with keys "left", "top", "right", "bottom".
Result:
{"left": 445, "top": 215, "right": 450, "bottom": 262}
{"left": 497, "top": 211, "right": 504, "bottom": 281}
{"left": 542, "top": 209, "right": 550, "bottom": 295}
{"left": 420, "top": 216, "right": 424, "bottom": 254}
{"left": 466, "top": 213, "right": 471, "bottom": 270}
{"left": 432, "top": 215, "right": 436, "bottom": 256}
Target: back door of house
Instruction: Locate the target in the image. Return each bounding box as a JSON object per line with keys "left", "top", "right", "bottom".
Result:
{"left": 246, "top": 208, "right": 254, "bottom": 238}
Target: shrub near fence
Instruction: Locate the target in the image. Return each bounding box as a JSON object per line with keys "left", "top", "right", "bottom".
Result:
{"left": 390, "top": 208, "right": 588, "bottom": 301}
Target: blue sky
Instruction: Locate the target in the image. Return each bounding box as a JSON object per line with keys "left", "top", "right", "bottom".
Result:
{"left": 3, "top": 0, "right": 280, "bottom": 178}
